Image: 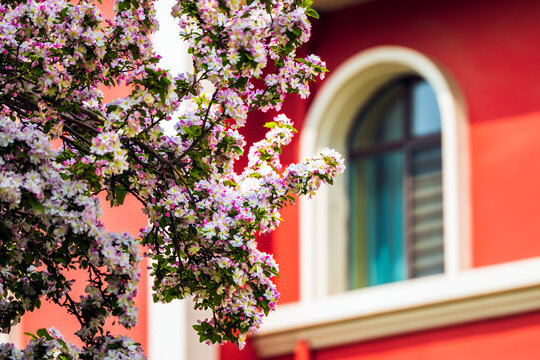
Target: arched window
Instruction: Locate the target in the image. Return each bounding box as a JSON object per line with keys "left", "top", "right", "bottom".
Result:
{"left": 297, "top": 47, "right": 470, "bottom": 298}
{"left": 348, "top": 76, "right": 443, "bottom": 289}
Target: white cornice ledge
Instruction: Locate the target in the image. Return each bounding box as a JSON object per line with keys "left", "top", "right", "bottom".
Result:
{"left": 253, "top": 257, "right": 540, "bottom": 358}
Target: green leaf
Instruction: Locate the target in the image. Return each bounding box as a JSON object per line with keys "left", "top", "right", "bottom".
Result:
{"left": 270, "top": 267, "right": 280, "bottom": 277}
{"left": 36, "top": 328, "right": 52, "bottom": 340}
{"left": 24, "top": 332, "right": 38, "bottom": 340}
{"left": 211, "top": 333, "right": 221, "bottom": 343}
{"left": 114, "top": 185, "right": 128, "bottom": 206}
{"left": 59, "top": 7, "right": 69, "bottom": 19}
{"left": 223, "top": 180, "right": 237, "bottom": 187}
{"left": 263, "top": 121, "right": 277, "bottom": 129}
{"left": 118, "top": 1, "right": 130, "bottom": 11}
{"left": 24, "top": 192, "right": 45, "bottom": 215}
{"left": 107, "top": 104, "right": 118, "bottom": 113}
{"left": 159, "top": 90, "right": 167, "bottom": 105}
{"left": 306, "top": 8, "right": 319, "bottom": 19}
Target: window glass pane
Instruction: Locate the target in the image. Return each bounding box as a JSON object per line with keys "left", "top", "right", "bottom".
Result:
{"left": 348, "top": 76, "right": 444, "bottom": 291}
{"left": 349, "top": 84, "right": 405, "bottom": 149}
{"left": 412, "top": 81, "right": 441, "bottom": 137}
{"left": 349, "top": 151, "right": 406, "bottom": 289}
{"left": 348, "top": 161, "right": 368, "bottom": 289}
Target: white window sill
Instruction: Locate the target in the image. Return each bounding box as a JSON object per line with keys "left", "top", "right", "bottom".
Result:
{"left": 253, "top": 257, "right": 540, "bottom": 358}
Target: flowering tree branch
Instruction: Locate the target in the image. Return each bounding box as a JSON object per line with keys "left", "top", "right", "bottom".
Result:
{"left": 0, "top": 0, "right": 344, "bottom": 358}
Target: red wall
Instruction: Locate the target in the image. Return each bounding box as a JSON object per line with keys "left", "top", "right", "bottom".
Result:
{"left": 471, "top": 111, "right": 540, "bottom": 266}
{"left": 312, "top": 0, "right": 540, "bottom": 122}
{"left": 224, "top": 0, "right": 540, "bottom": 359}
{"left": 263, "top": 0, "right": 540, "bottom": 314}
{"left": 260, "top": 0, "right": 540, "bottom": 312}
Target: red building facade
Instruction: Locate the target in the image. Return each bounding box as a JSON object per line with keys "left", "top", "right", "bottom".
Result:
{"left": 224, "top": 0, "right": 540, "bottom": 359}
{"left": 10, "top": 0, "right": 540, "bottom": 359}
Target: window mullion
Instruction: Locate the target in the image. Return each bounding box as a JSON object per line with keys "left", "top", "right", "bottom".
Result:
{"left": 404, "top": 80, "right": 415, "bottom": 280}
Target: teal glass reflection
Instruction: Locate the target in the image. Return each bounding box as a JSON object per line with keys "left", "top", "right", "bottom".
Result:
{"left": 412, "top": 81, "right": 441, "bottom": 136}
{"left": 349, "top": 84, "right": 405, "bottom": 150}
{"left": 349, "top": 151, "right": 406, "bottom": 288}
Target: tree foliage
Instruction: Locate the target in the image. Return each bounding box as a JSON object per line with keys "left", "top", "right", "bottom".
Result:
{"left": 0, "top": 0, "right": 344, "bottom": 357}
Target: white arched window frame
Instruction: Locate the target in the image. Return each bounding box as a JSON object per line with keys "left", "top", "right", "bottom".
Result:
{"left": 253, "top": 47, "right": 540, "bottom": 359}
{"left": 300, "top": 46, "right": 471, "bottom": 298}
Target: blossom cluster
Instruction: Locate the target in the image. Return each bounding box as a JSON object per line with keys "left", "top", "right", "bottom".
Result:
{"left": 0, "top": 328, "right": 79, "bottom": 360}
{"left": 0, "top": 0, "right": 343, "bottom": 355}
{"left": 0, "top": 328, "right": 144, "bottom": 360}
{"left": 0, "top": 110, "right": 142, "bottom": 357}
{"left": 175, "top": 0, "right": 328, "bottom": 113}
